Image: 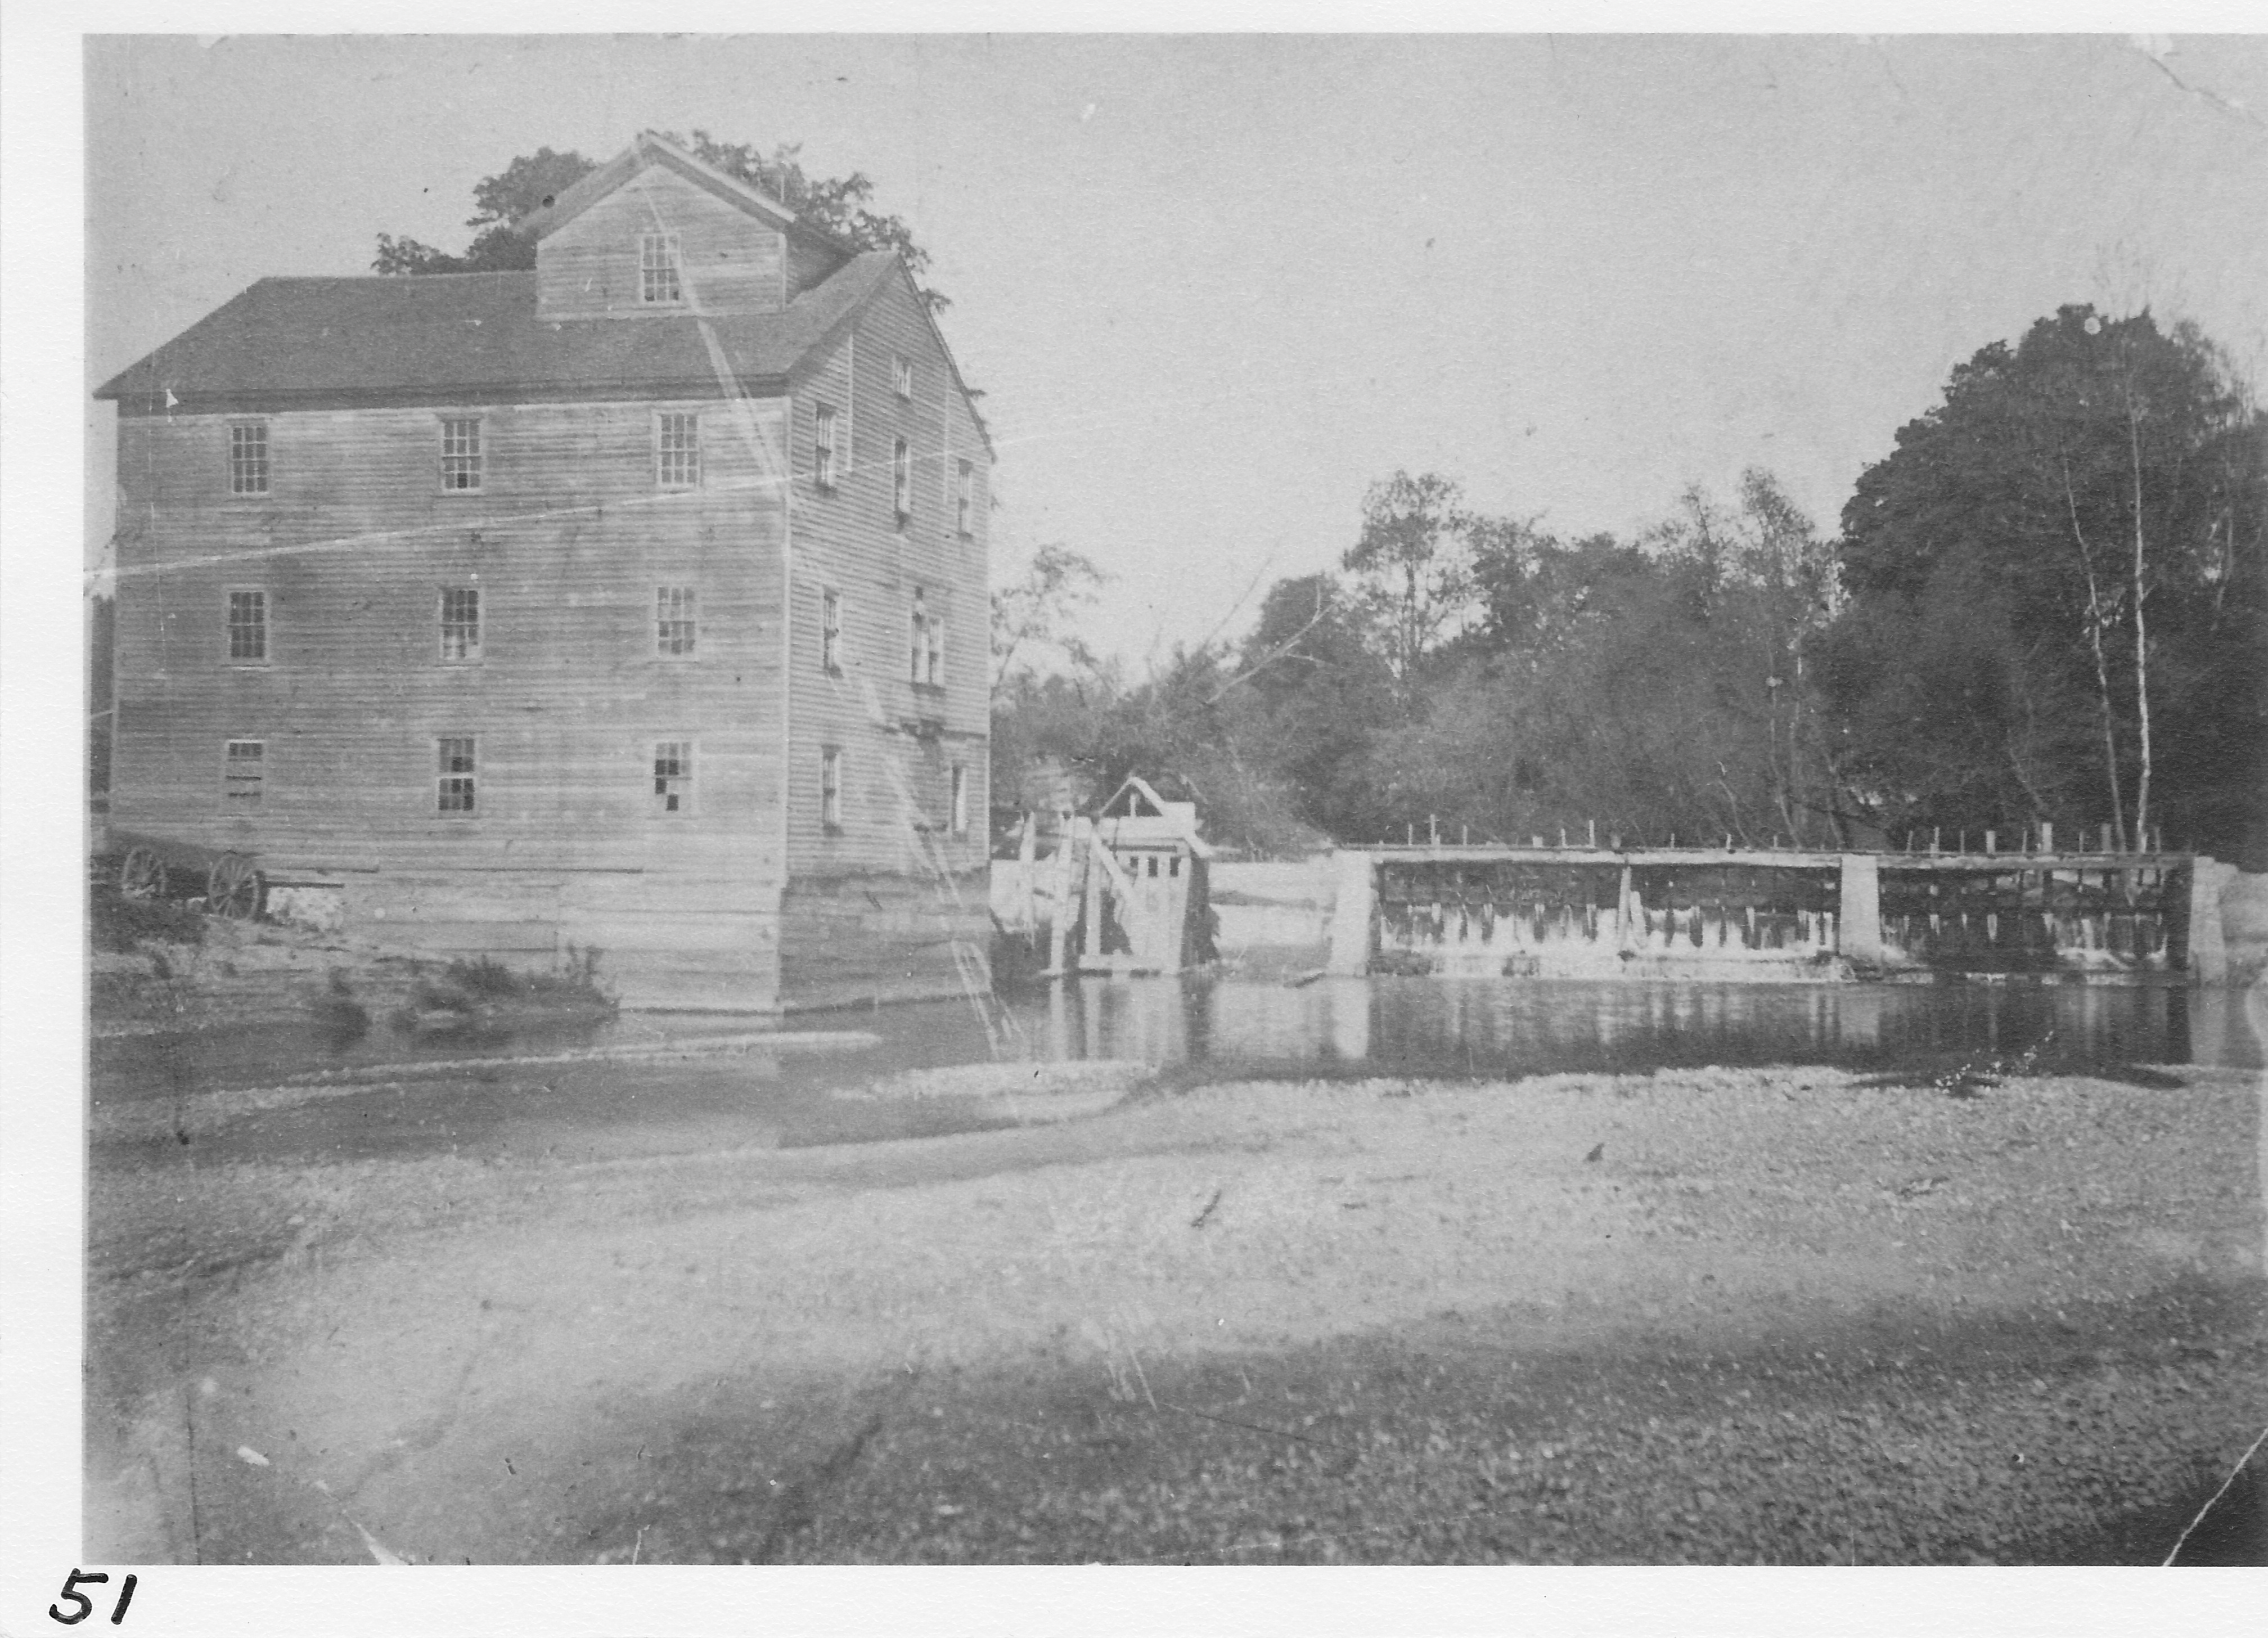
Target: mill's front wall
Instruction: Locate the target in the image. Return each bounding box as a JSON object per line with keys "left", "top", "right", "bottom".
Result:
{"left": 110, "top": 395, "right": 794, "bottom": 1010}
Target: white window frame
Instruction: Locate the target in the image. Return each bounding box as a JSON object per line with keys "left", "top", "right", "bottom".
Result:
{"left": 821, "top": 587, "right": 843, "bottom": 674}
{"left": 893, "top": 354, "right": 914, "bottom": 399}
{"left": 656, "top": 586, "right": 698, "bottom": 659}
{"left": 909, "top": 587, "right": 929, "bottom": 685}
{"left": 227, "top": 421, "right": 269, "bottom": 497}
{"left": 639, "top": 231, "right": 683, "bottom": 305}
{"left": 225, "top": 587, "right": 269, "bottom": 666}
{"left": 956, "top": 459, "right": 974, "bottom": 538}
{"left": 814, "top": 404, "right": 839, "bottom": 492}
{"left": 656, "top": 412, "right": 701, "bottom": 490}
{"left": 438, "top": 587, "right": 482, "bottom": 664}
{"left": 439, "top": 416, "right": 484, "bottom": 493}
{"left": 892, "top": 436, "right": 912, "bottom": 526}
{"left": 436, "top": 735, "right": 478, "bottom": 816}
{"left": 652, "top": 738, "right": 695, "bottom": 816}
{"left": 950, "top": 763, "right": 969, "bottom": 838}
{"left": 821, "top": 746, "right": 844, "bottom": 831}
{"left": 222, "top": 739, "right": 264, "bottom": 810}
{"left": 925, "top": 611, "right": 946, "bottom": 689}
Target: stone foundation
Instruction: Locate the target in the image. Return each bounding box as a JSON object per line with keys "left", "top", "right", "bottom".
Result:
{"left": 340, "top": 870, "right": 781, "bottom": 1012}
{"left": 780, "top": 869, "right": 992, "bottom": 1012}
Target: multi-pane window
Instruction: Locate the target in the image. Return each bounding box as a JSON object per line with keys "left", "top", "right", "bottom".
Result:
{"left": 893, "top": 354, "right": 914, "bottom": 398}
{"left": 821, "top": 747, "right": 844, "bottom": 830}
{"left": 892, "top": 437, "right": 911, "bottom": 525}
{"left": 950, "top": 764, "right": 968, "bottom": 838}
{"left": 814, "top": 406, "right": 839, "bottom": 490}
{"left": 956, "top": 460, "right": 974, "bottom": 537}
{"left": 223, "top": 740, "right": 264, "bottom": 809}
{"left": 440, "top": 417, "right": 483, "bottom": 492}
{"left": 639, "top": 232, "right": 682, "bottom": 304}
{"left": 228, "top": 422, "right": 269, "bottom": 496}
{"left": 436, "top": 736, "right": 477, "bottom": 814}
{"left": 657, "top": 413, "right": 701, "bottom": 489}
{"left": 907, "top": 591, "right": 944, "bottom": 688}
{"left": 656, "top": 587, "right": 698, "bottom": 657}
{"left": 821, "top": 588, "right": 843, "bottom": 673}
{"left": 653, "top": 740, "right": 694, "bottom": 815}
{"left": 439, "top": 588, "right": 481, "bottom": 662}
{"left": 226, "top": 590, "right": 268, "bottom": 663}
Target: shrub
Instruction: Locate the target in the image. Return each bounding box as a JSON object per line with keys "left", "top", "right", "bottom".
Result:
{"left": 408, "top": 950, "right": 615, "bottom": 1014}
{"left": 89, "top": 883, "right": 206, "bottom": 954}
{"left": 311, "top": 969, "right": 371, "bottom": 1043}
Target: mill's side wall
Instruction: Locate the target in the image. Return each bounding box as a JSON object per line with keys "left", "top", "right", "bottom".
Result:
{"left": 776, "top": 271, "right": 992, "bottom": 1008}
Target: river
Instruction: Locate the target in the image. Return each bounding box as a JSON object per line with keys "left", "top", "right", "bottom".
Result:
{"left": 90, "top": 976, "right": 2257, "bottom": 1171}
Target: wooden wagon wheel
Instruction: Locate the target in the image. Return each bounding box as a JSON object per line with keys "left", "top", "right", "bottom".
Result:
{"left": 119, "top": 845, "right": 168, "bottom": 900}
{"left": 207, "top": 852, "right": 264, "bottom": 920}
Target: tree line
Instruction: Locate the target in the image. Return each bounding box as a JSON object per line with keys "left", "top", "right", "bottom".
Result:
{"left": 993, "top": 305, "right": 2266, "bottom": 866}
{"left": 109, "top": 142, "right": 2262, "bottom": 865}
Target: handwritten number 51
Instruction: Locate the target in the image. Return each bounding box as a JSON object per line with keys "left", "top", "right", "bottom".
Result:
{"left": 49, "top": 1570, "right": 136, "bottom": 1626}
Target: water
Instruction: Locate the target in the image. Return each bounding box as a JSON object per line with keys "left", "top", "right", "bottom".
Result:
{"left": 91, "top": 977, "right": 2257, "bottom": 1170}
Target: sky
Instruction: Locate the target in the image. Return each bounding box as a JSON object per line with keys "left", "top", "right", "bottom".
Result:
{"left": 82, "top": 33, "right": 2268, "bottom": 669}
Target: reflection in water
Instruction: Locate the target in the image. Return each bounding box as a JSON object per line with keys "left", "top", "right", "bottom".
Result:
{"left": 1030, "top": 975, "right": 2253, "bottom": 1079}
{"left": 94, "top": 978, "right": 2254, "bottom": 1109}
{"left": 88, "top": 976, "right": 2256, "bottom": 1171}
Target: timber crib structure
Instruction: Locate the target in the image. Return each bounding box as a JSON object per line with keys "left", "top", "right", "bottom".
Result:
{"left": 1324, "top": 838, "right": 2200, "bottom": 982}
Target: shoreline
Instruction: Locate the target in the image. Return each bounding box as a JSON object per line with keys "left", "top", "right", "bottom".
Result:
{"left": 86, "top": 1060, "right": 2266, "bottom": 1564}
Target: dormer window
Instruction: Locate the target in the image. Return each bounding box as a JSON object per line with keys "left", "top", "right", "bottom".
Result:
{"left": 639, "top": 232, "right": 683, "bottom": 305}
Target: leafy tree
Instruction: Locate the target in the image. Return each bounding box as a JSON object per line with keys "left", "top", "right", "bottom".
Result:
{"left": 1341, "top": 471, "right": 1481, "bottom": 694}
{"left": 374, "top": 147, "right": 597, "bottom": 274}
{"left": 1224, "top": 575, "right": 1397, "bottom": 844}
{"left": 374, "top": 132, "right": 946, "bottom": 307}
{"left": 991, "top": 544, "right": 1106, "bottom": 693}
{"left": 1835, "top": 305, "right": 2265, "bottom": 856}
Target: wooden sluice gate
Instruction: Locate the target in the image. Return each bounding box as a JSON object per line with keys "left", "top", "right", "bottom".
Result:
{"left": 1872, "top": 853, "right": 2187, "bottom": 972}
{"left": 1328, "top": 844, "right": 2199, "bottom": 981}
{"left": 997, "top": 777, "right": 1219, "bottom": 978}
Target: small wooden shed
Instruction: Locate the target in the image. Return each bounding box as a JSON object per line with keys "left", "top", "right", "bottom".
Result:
{"left": 1032, "top": 776, "right": 1216, "bottom": 975}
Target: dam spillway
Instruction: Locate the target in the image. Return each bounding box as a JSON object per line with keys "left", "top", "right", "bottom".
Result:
{"left": 1324, "top": 844, "right": 2197, "bottom": 982}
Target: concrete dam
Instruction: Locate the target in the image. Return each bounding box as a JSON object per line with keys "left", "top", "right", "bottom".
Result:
{"left": 1321, "top": 843, "right": 2200, "bottom": 982}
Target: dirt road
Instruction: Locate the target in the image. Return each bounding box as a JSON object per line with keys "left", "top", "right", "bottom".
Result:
{"left": 87, "top": 1061, "right": 2265, "bottom": 1564}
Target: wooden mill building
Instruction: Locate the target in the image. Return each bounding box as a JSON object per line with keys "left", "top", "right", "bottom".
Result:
{"left": 97, "top": 132, "right": 993, "bottom": 1011}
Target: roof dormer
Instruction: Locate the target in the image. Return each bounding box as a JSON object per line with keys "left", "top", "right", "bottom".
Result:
{"left": 524, "top": 131, "right": 853, "bottom": 321}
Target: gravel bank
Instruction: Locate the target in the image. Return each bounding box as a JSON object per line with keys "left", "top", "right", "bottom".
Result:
{"left": 87, "top": 1063, "right": 2265, "bottom": 1563}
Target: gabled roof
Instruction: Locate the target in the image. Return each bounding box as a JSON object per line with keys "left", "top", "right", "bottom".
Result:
{"left": 518, "top": 130, "right": 853, "bottom": 258}
{"left": 94, "top": 251, "right": 903, "bottom": 409}
{"left": 1097, "top": 776, "right": 1213, "bottom": 857}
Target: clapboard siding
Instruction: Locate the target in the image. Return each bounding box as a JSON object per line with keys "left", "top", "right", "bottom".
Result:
{"left": 787, "top": 235, "right": 851, "bottom": 299}
{"left": 104, "top": 132, "right": 988, "bottom": 1013}
{"left": 782, "top": 270, "right": 990, "bottom": 893}
{"left": 540, "top": 168, "right": 786, "bottom": 320}
{"left": 111, "top": 398, "right": 790, "bottom": 900}
{"left": 778, "top": 870, "right": 991, "bottom": 1011}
